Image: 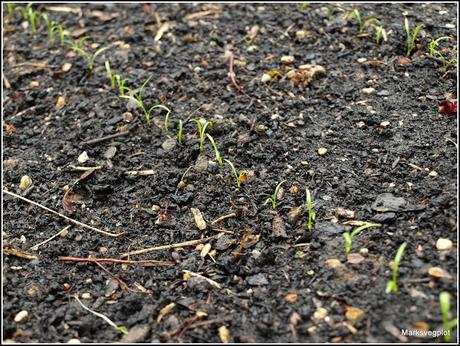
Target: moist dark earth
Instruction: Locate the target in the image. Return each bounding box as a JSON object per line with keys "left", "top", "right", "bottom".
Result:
{"left": 2, "top": 2, "right": 458, "bottom": 343}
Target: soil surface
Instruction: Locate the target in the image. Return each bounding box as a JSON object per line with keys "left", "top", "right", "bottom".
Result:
{"left": 2, "top": 2, "right": 458, "bottom": 343}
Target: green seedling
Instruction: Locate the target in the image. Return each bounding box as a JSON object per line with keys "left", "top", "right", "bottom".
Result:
{"left": 429, "top": 36, "right": 452, "bottom": 57}
{"left": 68, "top": 37, "right": 110, "bottom": 72}
{"left": 428, "top": 36, "right": 457, "bottom": 73}
{"left": 375, "top": 25, "right": 386, "bottom": 45}
{"left": 105, "top": 61, "right": 116, "bottom": 89}
{"left": 298, "top": 3, "right": 310, "bottom": 12}
{"left": 224, "top": 159, "right": 247, "bottom": 189}
{"left": 105, "top": 61, "right": 129, "bottom": 95}
{"left": 73, "top": 295, "right": 128, "bottom": 335}
{"left": 385, "top": 242, "right": 407, "bottom": 294}
{"left": 177, "top": 119, "right": 184, "bottom": 145}
{"left": 440, "top": 292, "right": 458, "bottom": 342}
{"left": 24, "top": 4, "right": 41, "bottom": 32}
{"left": 305, "top": 188, "right": 316, "bottom": 232}
{"left": 343, "top": 223, "right": 381, "bottom": 256}
{"left": 264, "top": 180, "right": 286, "bottom": 209}
{"left": 206, "top": 134, "right": 223, "bottom": 166}
{"left": 404, "top": 17, "right": 424, "bottom": 57}
{"left": 193, "top": 119, "right": 212, "bottom": 152}
{"left": 6, "top": 3, "right": 14, "bottom": 15}
{"left": 352, "top": 9, "right": 379, "bottom": 34}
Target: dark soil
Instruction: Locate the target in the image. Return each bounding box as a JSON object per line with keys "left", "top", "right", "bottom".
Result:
{"left": 2, "top": 2, "right": 458, "bottom": 343}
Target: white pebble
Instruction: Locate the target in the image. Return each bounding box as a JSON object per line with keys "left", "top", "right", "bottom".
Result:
{"left": 436, "top": 238, "right": 453, "bottom": 251}
{"left": 78, "top": 151, "right": 89, "bottom": 163}
{"left": 14, "top": 310, "right": 28, "bottom": 322}
{"left": 318, "top": 148, "right": 328, "bottom": 156}
{"left": 362, "top": 87, "right": 375, "bottom": 95}
{"left": 380, "top": 121, "right": 390, "bottom": 127}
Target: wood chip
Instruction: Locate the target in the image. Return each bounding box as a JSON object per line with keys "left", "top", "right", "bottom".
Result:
{"left": 428, "top": 267, "right": 452, "bottom": 279}
{"left": 191, "top": 208, "right": 207, "bottom": 230}
{"left": 347, "top": 253, "right": 365, "bottom": 264}
{"left": 345, "top": 306, "right": 365, "bottom": 322}
{"left": 271, "top": 215, "right": 288, "bottom": 238}
{"left": 154, "top": 22, "right": 170, "bottom": 41}
{"left": 218, "top": 325, "right": 231, "bottom": 343}
{"left": 19, "top": 175, "right": 32, "bottom": 190}
{"left": 156, "top": 302, "right": 176, "bottom": 323}
{"left": 200, "top": 243, "right": 211, "bottom": 257}
{"left": 56, "top": 96, "right": 66, "bottom": 111}
{"left": 3, "top": 247, "right": 38, "bottom": 260}
{"left": 325, "top": 258, "right": 342, "bottom": 268}
{"left": 333, "top": 208, "right": 355, "bottom": 219}
{"left": 62, "top": 63, "right": 72, "bottom": 72}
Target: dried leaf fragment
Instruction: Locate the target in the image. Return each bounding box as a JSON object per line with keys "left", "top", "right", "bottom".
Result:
{"left": 428, "top": 267, "right": 452, "bottom": 279}
{"left": 345, "top": 306, "right": 365, "bottom": 323}
{"left": 218, "top": 325, "right": 231, "bottom": 343}
{"left": 156, "top": 302, "right": 176, "bottom": 323}
{"left": 55, "top": 96, "right": 66, "bottom": 111}
{"left": 191, "top": 208, "right": 207, "bottom": 230}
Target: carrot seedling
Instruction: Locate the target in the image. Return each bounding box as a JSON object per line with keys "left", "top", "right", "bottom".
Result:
{"left": 440, "top": 291, "right": 458, "bottom": 342}
{"left": 206, "top": 134, "right": 223, "bottom": 166}
{"left": 375, "top": 25, "right": 387, "bottom": 45}
{"left": 177, "top": 119, "right": 184, "bottom": 145}
{"left": 385, "top": 242, "right": 407, "bottom": 294}
{"left": 343, "top": 223, "right": 381, "bottom": 255}
{"left": 404, "top": 17, "right": 423, "bottom": 57}
{"left": 224, "top": 159, "right": 246, "bottom": 189}
{"left": 24, "top": 4, "right": 40, "bottom": 32}
{"left": 67, "top": 37, "right": 110, "bottom": 72}
{"left": 73, "top": 295, "right": 128, "bottom": 335}
{"left": 6, "top": 3, "right": 14, "bottom": 15}
{"left": 264, "top": 180, "right": 286, "bottom": 209}
{"left": 193, "top": 119, "right": 212, "bottom": 152}
{"left": 305, "top": 188, "right": 316, "bottom": 232}
{"left": 352, "top": 9, "right": 379, "bottom": 34}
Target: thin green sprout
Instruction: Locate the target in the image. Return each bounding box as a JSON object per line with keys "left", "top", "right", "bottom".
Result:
{"left": 305, "top": 188, "right": 316, "bottom": 232}
{"left": 440, "top": 291, "right": 458, "bottom": 342}
{"left": 404, "top": 17, "right": 424, "bottom": 57}
{"left": 224, "top": 159, "right": 246, "bottom": 189}
{"left": 105, "top": 61, "right": 116, "bottom": 88}
{"left": 206, "top": 134, "right": 223, "bottom": 166}
{"left": 352, "top": 9, "right": 379, "bottom": 33}
{"left": 177, "top": 119, "right": 184, "bottom": 145}
{"left": 73, "top": 295, "right": 128, "bottom": 335}
{"left": 264, "top": 180, "right": 286, "bottom": 209}
{"left": 193, "top": 119, "right": 212, "bottom": 152}
{"left": 429, "top": 36, "right": 452, "bottom": 57}
{"left": 343, "top": 223, "right": 381, "bottom": 255}
{"left": 6, "top": 3, "right": 14, "bottom": 15}
{"left": 385, "top": 242, "right": 407, "bottom": 294}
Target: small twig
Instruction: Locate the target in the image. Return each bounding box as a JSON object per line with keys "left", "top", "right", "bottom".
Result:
{"left": 209, "top": 228, "right": 235, "bottom": 234}
{"left": 68, "top": 165, "right": 103, "bottom": 171}
{"left": 3, "top": 189, "right": 125, "bottom": 237}
{"left": 80, "top": 130, "right": 130, "bottom": 146}
{"left": 93, "top": 262, "right": 135, "bottom": 292}
{"left": 30, "top": 225, "right": 71, "bottom": 251}
{"left": 124, "top": 169, "right": 156, "bottom": 176}
{"left": 175, "top": 166, "right": 193, "bottom": 195}
{"left": 121, "top": 235, "right": 219, "bottom": 258}
{"left": 183, "top": 270, "right": 221, "bottom": 289}
{"left": 227, "top": 51, "right": 243, "bottom": 93}
{"left": 58, "top": 256, "right": 176, "bottom": 265}
{"left": 3, "top": 246, "right": 38, "bottom": 260}
{"left": 210, "top": 213, "right": 237, "bottom": 225}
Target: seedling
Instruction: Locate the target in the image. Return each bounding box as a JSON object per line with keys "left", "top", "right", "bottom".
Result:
{"left": 177, "top": 119, "right": 184, "bottom": 144}
{"left": 404, "top": 17, "right": 424, "bottom": 57}
{"left": 385, "top": 242, "right": 407, "bottom": 294}
{"left": 439, "top": 291, "right": 458, "bottom": 342}
{"left": 43, "top": 16, "right": 65, "bottom": 48}
{"left": 73, "top": 295, "right": 128, "bottom": 335}
{"left": 375, "top": 25, "right": 387, "bottom": 45}
{"left": 305, "top": 188, "right": 316, "bottom": 232}
{"left": 224, "top": 159, "right": 247, "bottom": 189}
{"left": 352, "top": 9, "right": 379, "bottom": 34}
{"left": 105, "top": 61, "right": 116, "bottom": 89}
{"left": 264, "top": 180, "right": 286, "bottom": 209}
{"left": 298, "top": 3, "right": 310, "bottom": 12}
{"left": 429, "top": 36, "right": 452, "bottom": 57}
{"left": 343, "top": 223, "right": 381, "bottom": 255}
{"left": 22, "top": 4, "right": 41, "bottom": 32}
{"left": 6, "top": 3, "right": 14, "bottom": 15}
{"left": 193, "top": 119, "right": 212, "bottom": 152}
{"left": 206, "top": 134, "right": 223, "bottom": 166}
{"left": 121, "top": 76, "right": 170, "bottom": 124}
{"left": 67, "top": 37, "right": 110, "bottom": 72}
{"left": 428, "top": 36, "right": 457, "bottom": 73}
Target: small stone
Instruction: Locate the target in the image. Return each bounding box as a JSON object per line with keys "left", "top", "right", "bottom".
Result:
{"left": 428, "top": 267, "right": 452, "bottom": 279}
{"left": 190, "top": 208, "right": 207, "bottom": 230}
{"left": 256, "top": 124, "right": 267, "bottom": 133}
{"left": 122, "top": 112, "right": 133, "bottom": 122}
{"left": 261, "top": 73, "right": 272, "bottom": 83}
{"left": 56, "top": 96, "right": 66, "bottom": 111}
{"left": 357, "top": 58, "right": 367, "bottom": 63}
{"left": 359, "top": 248, "right": 369, "bottom": 256}
{"left": 99, "top": 247, "right": 108, "bottom": 254}
{"left": 428, "top": 171, "right": 438, "bottom": 177}
{"left": 334, "top": 208, "right": 355, "bottom": 219}
{"left": 281, "top": 55, "right": 295, "bottom": 64}
{"left": 81, "top": 292, "right": 92, "bottom": 299}
{"left": 14, "top": 310, "right": 28, "bottom": 322}
{"left": 436, "top": 238, "right": 453, "bottom": 251}
{"left": 19, "top": 175, "right": 32, "bottom": 190}
{"left": 151, "top": 204, "right": 161, "bottom": 212}
{"left": 67, "top": 339, "right": 81, "bottom": 344}
{"left": 78, "top": 151, "right": 89, "bottom": 163}
{"left": 62, "top": 63, "right": 72, "bottom": 72}
{"left": 313, "top": 307, "right": 328, "bottom": 322}
{"left": 347, "top": 253, "right": 365, "bottom": 264}
{"left": 377, "top": 90, "right": 391, "bottom": 96}
{"left": 296, "top": 30, "right": 306, "bottom": 39}
{"left": 345, "top": 306, "right": 365, "bottom": 322}
{"left": 362, "top": 87, "right": 376, "bottom": 95}
{"left": 246, "top": 273, "right": 269, "bottom": 286}
{"left": 161, "top": 138, "right": 176, "bottom": 152}
{"left": 103, "top": 146, "right": 117, "bottom": 159}
{"left": 30, "top": 81, "right": 40, "bottom": 87}
{"left": 271, "top": 215, "right": 288, "bottom": 238}
{"left": 356, "top": 121, "right": 365, "bottom": 128}
{"left": 318, "top": 147, "right": 328, "bottom": 156}
{"left": 371, "top": 212, "right": 396, "bottom": 223}
{"left": 380, "top": 121, "right": 390, "bottom": 127}
{"left": 325, "top": 258, "right": 342, "bottom": 268}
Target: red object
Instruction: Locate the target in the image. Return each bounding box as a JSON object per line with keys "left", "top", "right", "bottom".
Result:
{"left": 439, "top": 99, "right": 457, "bottom": 116}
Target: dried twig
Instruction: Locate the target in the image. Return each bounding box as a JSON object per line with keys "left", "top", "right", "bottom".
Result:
{"left": 3, "top": 246, "right": 38, "bottom": 260}
{"left": 124, "top": 169, "right": 156, "bottom": 176}
{"left": 93, "top": 262, "right": 135, "bottom": 292}
{"left": 183, "top": 270, "right": 221, "bottom": 289}
{"left": 121, "top": 235, "right": 219, "bottom": 258}
{"left": 80, "top": 130, "right": 130, "bottom": 146}
{"left": 69, "top": 165, "right": 104, "bottom": 171}
{"left": 210, "top": 213, "right": 236, "bottom": 225}
{"left": 58, "top": 256, "right": 175, "bottom": 265}
{"left": 3, "top": 189, "right": 125, "bottom": 237}
{"left": 30, "top": 225, "right": 71, "bottom": 251}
